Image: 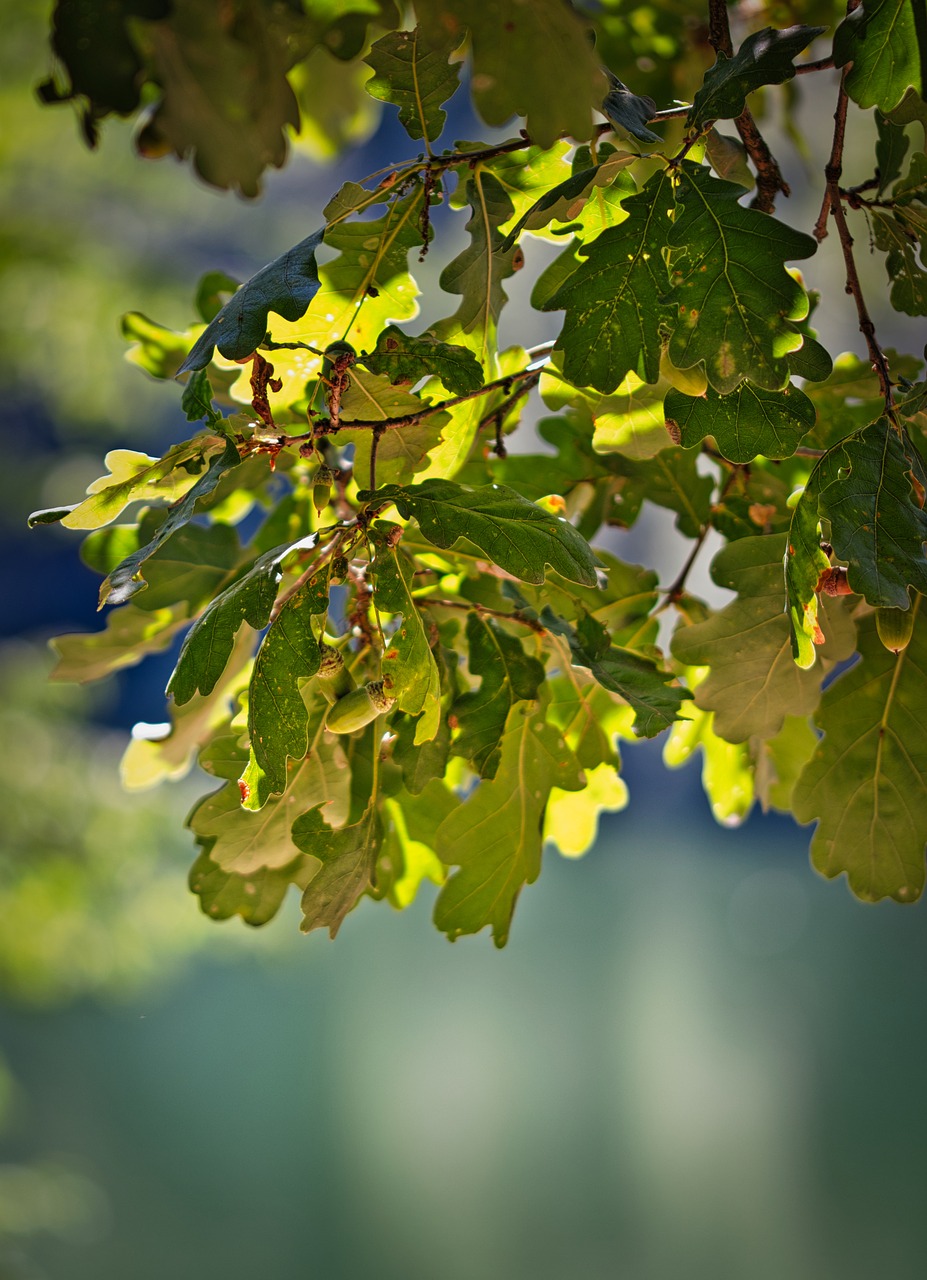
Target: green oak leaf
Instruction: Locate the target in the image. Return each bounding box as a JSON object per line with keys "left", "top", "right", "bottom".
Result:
{"left": 667, "top": 163, "right": 816, "bottom": 393}
{"left": 671, "top": 534, "right": 856, "bottom": 743}
{"left": 876, "top": 110, "right": 910, "bottom": 193}
{"left": 416, "top": 0, "right": 606, "bottom": 149}
{"left": 787, "top": 418, "right": 927, "bottom": 664}
{"left": 132, "top": 520, "right": 240, "bottom": 613}
{"left": 364, "top": 25, "right": 461, "bottom": 143}
{"left": 245, "top": 565, "right": 331, "bottom": 798}
{"left": 756, "top": 715, "right": 819, "bottom": 813}
{"left": 451, "top": 610, "right": 546, "bottom": 777}
{"left": 541, "top": 609, "right": 691, "bottom": 738}
{"left": 238, "top": 189, "right": 427, "bottom": 414}
{"left": 611, "top": 447, "right": 715, "bottom": 538}
{"left": 872, "top": 152, "right": 927, "bottom": 316}
{"left": 392, "top": 712, "right": 451, "bottom": 794}
{"left": 39, "top": 440, "right": 214, "bottom": 531}
{"left": 188, "top": 738, "right": 351, "bottom": 875}
{"left": 688, "top": 25, "right": 825, "bottom": 127}
{"left": 178, "top": 228, "right": 324, "bottom": 371}
{"left": 544, "top": 761, "right": 628, "bottom": 857}
{"left": 433, "top": 705, "right": 585, "bottom": 946}
{"left": 99, "top": 438, "right": 242, "bottom": 607}
{"left": 370, "top": 533, "right": 441, "bottom": 742}
{"left": 542, "top": 169, "right": 675, "bottom": 392}
{"left": 121, "top": 311, "right": 197, "bottom": 379}
{"left": 834, "top": 0, "right": 927, "bottom": 113}
{"left": 294, "top": 803, "right": 383, "bottom": 937}
{"left": 499, "top": 150, "right": 636, "bottom": 252}
{"left": 168, "top": 537, "right": 314, "bottom": 705}
{"left": 361, "top": 325, "right": 483, "bottom": 395}
{"left": 542, "top": 364, "right": 671, "bottom": 462}
{"left": 793, "top": 606, "right": 927, "bottom": 902}
{"left": 141, "top": 0, "right": 299, "bottom": 197}
{"left": 189, "top": 851, "right": 316, "bottom": 926}
{"left": 432, "top": 171, "right": 518, "bottom": 365}
{"left": 378, "top": 786, "right": 450, "bottom": 908}
{"left": 664, "top": 382, "right": 815, "bottom": 463}
{"left": 50, "top": 603, "right": 190, "bottom": 684}
{"left": 366, "top": 478, "right": 600, "bottom": 586}
{"left": 803, "top": 349, "right": 922, "bottom": 449}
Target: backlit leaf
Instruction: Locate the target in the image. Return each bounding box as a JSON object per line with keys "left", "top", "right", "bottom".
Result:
{"left": 793, "top": 607, "right": 927, "bottom": 902}
{"left": 433, "top": 705, "right": 585, "bottom": 946}
{"left": 665, "top": 382, "right": 815, "bottom": 463}
{"left": 364, "top": 25, "right": 461, "bottom": 143}
{"left": 834, "top": 0, "right": 927, "bottom": 112}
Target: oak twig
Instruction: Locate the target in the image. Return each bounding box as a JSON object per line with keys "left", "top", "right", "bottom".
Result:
{"left": 816, "top": 67, "right": 894, "bottom": 407}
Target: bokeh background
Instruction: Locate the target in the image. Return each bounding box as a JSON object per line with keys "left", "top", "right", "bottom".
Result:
{"left": 2, "top": 4, "right": 927, "bottom": 1277}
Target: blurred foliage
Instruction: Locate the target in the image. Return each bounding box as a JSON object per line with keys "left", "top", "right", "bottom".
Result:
{"left": 0, "top": 642, "right": 228, "bottom": 1006}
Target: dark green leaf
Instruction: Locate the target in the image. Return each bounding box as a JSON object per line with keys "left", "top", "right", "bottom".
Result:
{"left": 787, "top": 417, "right": 927, "bottom": 663}
{"left": 542, "top": 609, "right": 691, "bottom": 738}
{"left": 665, "top": 382, "right": 815, "bottom": 463}
{"left": 294, "top": 803, "right": 383, "bottom": 937}
{"left": 452, "top": 611, "right": 546, "bottom": 777}
{"left": 834, "top": 0, "right": 927, "bottom": 112}
{"left": 876, "top": 110, "right": 910, "bottom": 193}
{"left": 178, "top": 228, "right": 324, "bottom": 371}
{"left": 689, "top": 25, "right": 825, "bottom": 127}
{"left": 181, "top": 369, "right": 217, "bottom": 423}
{"left": 361, "top": 325, "right": 484, "bottom": 395}
{"left": 367, "top": 479, "right": 601, "bottom": 586}
{"left": 667, "top": 163, "right": 817, "bottom": 393}
{"left": 189, "top": 850, "right": 314, "bottom": 926}
{"left": 246, "top": 566, "right": 331, "bottom": 797}
{"left": 543, "top": 169, "right": 674, "bottom": 391}
{"left": 417, "top": 0, "right": 606, "bottom": 149}
{"left": 364, "top": 25, "right": 461, "bottom": 143}
{"left": 168, "top": 537, "right": 314, "bottom": 705}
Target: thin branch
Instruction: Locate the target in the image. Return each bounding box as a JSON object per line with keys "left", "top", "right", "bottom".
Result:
{"left": 369, "top": 426, "right": 384, "bottom": 492}
{"left": 269, "top": 538, "right": 339, "bottom": 622}
{"left": 707, "top": 0, "right": 789, "bottom": 212}
{"left": 659, "top": 466, "right": 741, "bottom": 605}
{"left": 816, "top": 67, "right": 894, "bottom": 407}
{"left": 477, "top": 370, "right": 542, "bottom": 458}
{"left": 795, "top": 56, "right": 835, "bottom": 76}
{"left": 417, "top": 597, "right": 546, "bottom": 633}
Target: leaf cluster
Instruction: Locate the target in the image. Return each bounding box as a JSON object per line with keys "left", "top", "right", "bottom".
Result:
{"left": 33, "top": 2, "right": 927, "bottom": 940}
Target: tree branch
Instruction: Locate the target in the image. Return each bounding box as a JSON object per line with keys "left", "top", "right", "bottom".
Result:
{"left": 707, "top": 0, "right": 789, "bottom": 212}
{"left": 815, "top": 67, "right": 894, "bottom": 407}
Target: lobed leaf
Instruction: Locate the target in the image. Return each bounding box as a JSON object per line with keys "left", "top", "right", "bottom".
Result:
{"left": 664, "top": 382, "right": 815, "bottom": 463}
{"left": 688, "top": 25, "right": 825, "bottom": 127}
{"left": 367, "top": 478, "right": 601, "bottom": 586}
{"left": 793, "top": 607, "right": 927, "bottom": 902}
{"left": 178, "top": 228, "right": 325, "bottom": 372}
{"left": 294, "top": 803, "right": 383, "bottom": 937}
{"left": 667, "top": 164, "right": 816, "bottom": 394}
{"left": 451, "top": 610, "right": 545, "bottom": 777}
{"left": 671, "top": 534, "right": 856, "bottom": 742}
{"left": 433, "top": 706, "right": 585, "bottom": 946}
{"left": 834, "top": 0, "right": 927, "bottom": 113}
{"left": 364, "top": 25, "right": 461, "bottom": 143}
{"left": 361, "top": 325, "right": 483, "bottom": 395}
{"left": 370, "top": 533, "right": 441, "bottom": 742}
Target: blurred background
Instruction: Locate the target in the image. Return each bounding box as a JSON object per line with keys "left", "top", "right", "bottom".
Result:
{"left": 2, "top": 3, "right": 927, "bottom": 1277}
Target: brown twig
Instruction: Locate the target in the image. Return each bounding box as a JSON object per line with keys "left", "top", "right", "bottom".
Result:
{"left": 478, "top": 370, "right": 542, "bottom": 458}
{"left": 707, "top": 0, "right": 789, "bottom": 212}
{"left": 369, "top": 427, "right": 384, "bottom": 492}
{"left": 816, "top": 67, "right": 894, "bottom": 407}
{"left": 418, "top": 597, "right": 546, "bottom": 633}
{"left": 659, "top": 466, "right": 742, "bottom": 605}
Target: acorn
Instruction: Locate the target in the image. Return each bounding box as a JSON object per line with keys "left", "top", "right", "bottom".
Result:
{"left": 316, "top": 643, "right": 356, "bottom": 705}
{"left": 325, "top": 680, "right": 395, "bottom": 734}
{"left": 876, "top": 605, "right": 915, "bottom": 654}
{"left": 313, "top": 464, "right": 335, "bottom": 514}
